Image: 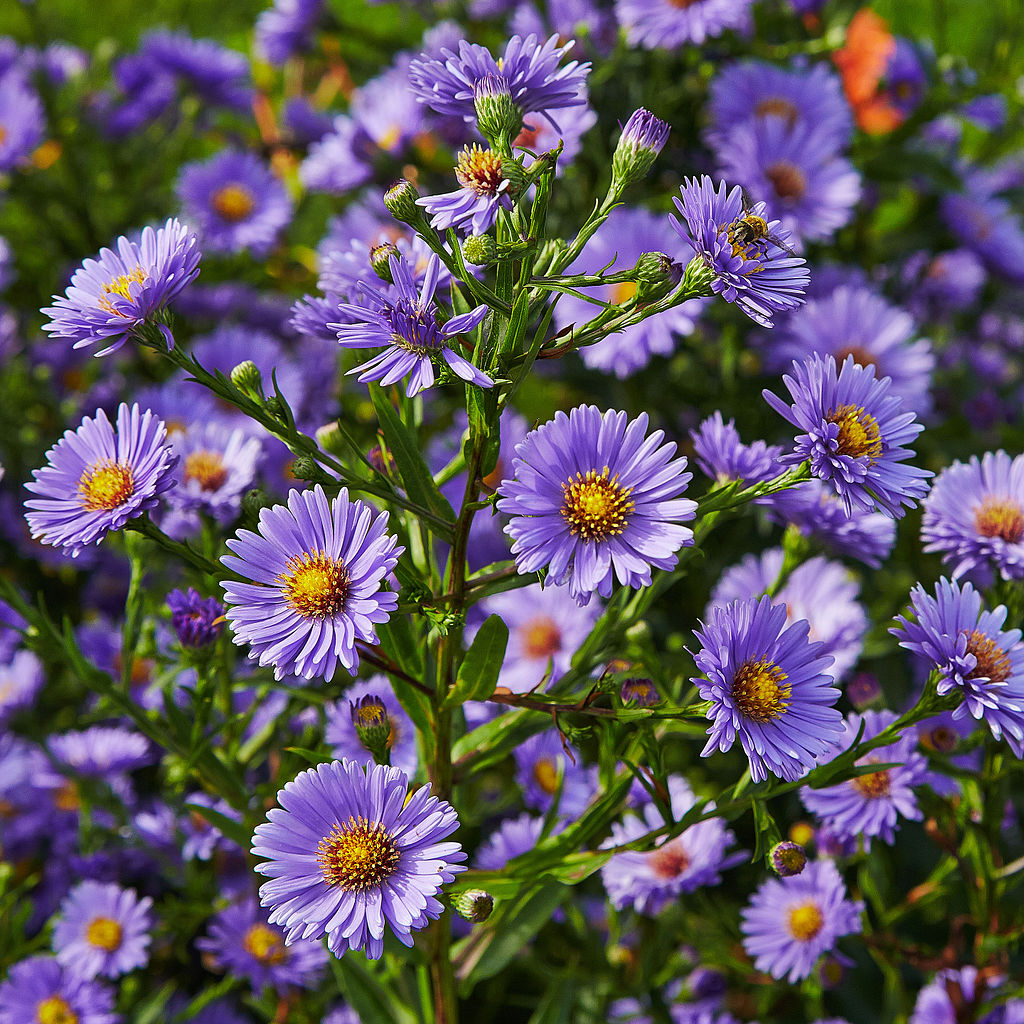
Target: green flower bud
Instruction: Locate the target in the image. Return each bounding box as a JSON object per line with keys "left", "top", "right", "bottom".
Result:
{"left": 633, "top": 252, "right": 683, "bottom": 304}
{"left": 452, "top": 889, "right": 494, "bottom": 923}
{"left": 384, "top": 179, "right": 421, "bottom": 224}
{"left": 769, "top": 841, "right": 807, "bottom": 877}
{"left": 230, "top": 360, "right": 263, "bottom": 399}
{"left": 681, "top": 254, "right": 717, "bottom": 298}
{"left": 241, "top": 488, "right": 270, "bottom": 524}
{"left": 290, "top": 455, "right": 325, "bottom": 482}
{"left": 315, "top": 422, "right": 345, "bottom": 457}
{"left": 473, "top": 74, "right": 523, "bottom": 148}
{"left": 350, "top": 695, "right": 392, "bottom": 763}
{"left": 463, "top": 234, "right": 498, "bottom": 267}
{"left": 610, "top": 108, "right": 670, "bottom": 193}
{"left": 370, "top": 242, "right": 399, "bottom": 283}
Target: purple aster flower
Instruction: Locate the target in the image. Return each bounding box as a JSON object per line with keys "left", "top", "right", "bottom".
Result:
{"left": 707, "top": 60, "right": 852, "bottom": 152}
{"left": 0, "top": 71, "right": 44, "bottom": 171}
{"left": 763, "top": 479, "right": 896, "bottom": 568}
{"left": 764, "top": 284, "right": 935, "bottom": 416}
{"left": 256, "top": 0, "right": 324, "bottom": 64}
{"left": 252, "top": 758, "right": 465, "bottom": 960}
{"left": 24, "top": 403, "right": 178, "bottom": 557}
{"left": 418, "top": 144, "right": 515, "bottom": 236}
{"left": 690, "top": 411, "right": 782, "bottom": 486}
{"left": 198, "top": 896, "right": 327, "bottom": 994}
{"left": 283, "top": 97, "right": 335, "bottom": 144}
{"left": 325, "top": 675, "right": 418, "bottom": 776}
{"left": 498, "top": 406, "right": 696, "bottom": 606}
{"left": 221, "top": 485, "right": 402, "bottom": 681}
{"left": 901, "top": 249, "right": 986, "bottom": 322}
{"left": 510, "top": 0, "right": 618, "bottom": 56}
{"left": 140, "top": 31, "right": 252, "bottom": 111}
{"left": 601, "top": 776, "right": 740, "bottom": 915}
{"left": 763, "top": 354, "right": 932, "bottom": 519}
{"left": 740, "top": 858, "right": 863, "bottom": 982}
{"left": 181, "top": 792, "right": 241, "bottom": 861}
{"left": 350, "top": 65, "right": 425, "bottom": 156}
{"left": 177, "top": 150, "right": 292, "bottom": 257}
{"left": 52, "top": 881, "right": 153, "bottom": 980}
{"left": 962, "top": 94, "right": 1007, "bottom": 130}
{"left": 715, "top": 117, "right": 861, "bottom": 244}
{"left": 41, "top": 219, "right": 201, "bottom": 356}
{"left": 693, "top": 595, "right": 844, "bottom": 783}
{"left": 513, "top": 729, "right": 597, "bottom": 818}
{"left": 48, "top": 726, "right": 154, "bottom": 777}
{"left": 942, "top": 188, "right": 1024, "bottom": 286}
{"left": 331, "top": 253, "right": 493, "bottom": 397}
{"left": 0, "top": 954, "right": 118, "bottom": 1024}
{"left": 97, "top": 54, "right": 176, "bottom": 138}
{"left": 299, "top": 116, "right": 374, "bottom": 195}
{"left": 712, "top": 549, "right": 867, "bottom": 682}
{"left": 323, "top": 1006, "right": 363, "bottom": 1024}
{"left": 167, "top": 587, "right": 224, "bottom": 648}
{"left": 474, "top": 813, "right": 551, "bottom": 870}
{"left": 616, "top": 0, "right": 753, "bottom": 49}
{"left": 883, "top": 39, "right": 927, "bottom": 117}
{"left": 408, "top": 33, "right": 590, "bottom": 128}
{"left": 554, "top": 206, "right": 707, "bottom": 378}
{"left": 800, "top": 710, "right": 932, "bottom": 848}
{"left": 892, "top": 578, "right": 1024, "bottom": 757}
{"left": 910, "top": 967, "right": 994, "bottom": 1024}
{"left": 0, "top": 649, "right": 43, "bottom": 725}
{"left": 671, "top": 176, "right": 809, "bottom": 328}
{"left": 471, "top": 582, "right": 600, "bottom": 693}
{"left": 921, "top": 451, "right": 1024, "bottom": 583}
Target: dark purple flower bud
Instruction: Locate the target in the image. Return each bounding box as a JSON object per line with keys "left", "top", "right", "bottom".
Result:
{"left": 473, "top": 73, "right": 523, "bottom": 145}
{"left": 769, "top": 840, "right": 807, "bottom": 877}
{"left": 846, "top": 672, "right": 882, "bottom": 708}
{"left": 620, "top": 677, "right": 660, "bottom": 706}
{"left": 168, "top": 588, "right": 224, "bottom": 648}
{"left": 350, "top": 695, "right": 391, "bottom": 762}
{"left": 612, "top": 108, "right": 670, "bottom": 191}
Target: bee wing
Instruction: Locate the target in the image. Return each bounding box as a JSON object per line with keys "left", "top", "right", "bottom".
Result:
{"left": 739, "top": 184, "right": 758, "bottom": 214}
{"left": 766, "top": 233, "right": 800, "bottom": 259}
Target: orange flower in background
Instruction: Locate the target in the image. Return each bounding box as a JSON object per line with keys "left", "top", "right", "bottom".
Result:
{"left": 833, "top": 7, "right": 904, "bottom": 134}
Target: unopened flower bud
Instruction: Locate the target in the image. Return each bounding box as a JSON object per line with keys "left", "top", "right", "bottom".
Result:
{"left": 230, "top": 360, "right": 263, "bottom": 398}
{"left": 633, "top": 252, "right": 683, "bottom": 303}
{"left": 620, "top": 677, "right": 660, "bottom": 707}
{"left": 611, "top": 108, "right": 670, "bottom": 192}
{"left": 681, "top": 254, "right": 716, "bottom": 298}
{"left": 367, "top": 442, "right": 396, "bottom": 477}
{"left": 452, "top": 889, "right": 494, "bottom": 922}
{"left": 290, "top": 455, "right": 324, "bottom": 482}
{"left": 350, "top": 695, "right": 391, "bottom": 762}
{"left": 241, "top": 488, "right": 270, "bottom": 523}
{"left": 847, "top": 672, "right": 882, "bottom": 708}
{"left": 473, "top": 74, "right": 523, "bottom": 147}
{"left": 463, "top": 234, "right": 498, "bottom": 267}
{"left": 316, "top": 422, "right": 346, "bottom": 457}
{"left": 384, "top": 179, "right": 421, "bottom": 224}
{"left": 167, "top": 588, "right": 224, "bottom": 648}
{"left": 769, "top": 840, "right": 807, "bottom": 877}
{"left": 370, "top": 242, "right": 399, "bottom": 283}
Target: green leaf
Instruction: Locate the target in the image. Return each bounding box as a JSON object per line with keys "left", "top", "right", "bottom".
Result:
{"left": 444, "top": 615, "right": 509, "bottom": 708}
{"left": 497, "top": 287, "right": 531, "bottom": 362}
{"left": 370, "top": 386, "right": 456, "bottom": 528}
{"left": 183, "top": 801, "right": 250, "bottom": 852}
{"left": 329, "top": 952, "right": 419, "bottom": 1024}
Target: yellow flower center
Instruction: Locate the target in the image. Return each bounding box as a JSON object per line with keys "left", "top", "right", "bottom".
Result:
{"left": 533, "top": 757, "right": 560, "bottom": 794}
{"left": 36, "top": 996, "right": 78, "bottom": 1024}
{"left": 753, "top": 96, "right": 800, "bottom": 128}
{"left": 610, "top": 280, "right": 638, "bottom": 306}
{"left": 921, "top": 724, "right": 957, "bottom": 753}
{"left": 354, "top": 702, "right": 387, "bottom": 730}
{"left": 0, "top": 125, "right": 7, "bottom": 146}
{"left": 86, "top": 915, "right": 123, "bottom": 952}
{"left": 242, "top": 923, "right": 288, "bottom": 965}
{"left": 826, "top": 404, "right": 883, "bottom": 462}
{"left": 765, "top": 160, "right": 807, "bottom": 202}
{"left": 211, "top": 183, "right": 256, "bottom": 222}
{"left": 455, "top": 144, "right": 504, "bottom": 196}
{"left": 184, "top": 450, "right": 229, "bottom": 492}
{"left": 53, "top": 780, "right": 80, "bottom": 812}
{"left": 521, "top": 616, "right": 562, "bottom": 659}
{"left": 963, "top": 629, "right": 1012, "bottom": 684}
{"left": 851, "top": 762, "right": 891, "bottom": 798}
{"left": 731, "top": 657, "right": 791, "bottom": 722}
{"left": 317, "top": 816, "right": 401, "bottom": 891}
{"left": 560, "top": 468, "right": 635, "bottom": 542}
{"left": 78, "top": 460, "right": 135, "bottom": 511}
{"left": 833, "top": 345, "right": 879, "bottom": 371}
{"left": 279, "top": 551, "right": 350, "bottom": 619}
{"left": 787, "top": 902, "right": 824, "bottom": 941}
{"left": 973, "top": 497, "right": 1024, "bottom": 543}
{"left": 98, "top": 265, "right": 147, "bottom": 316}
{"left": 649, "top": 839, "right": 690, "bottom": 879}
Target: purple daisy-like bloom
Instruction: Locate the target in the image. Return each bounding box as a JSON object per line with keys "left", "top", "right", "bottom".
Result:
{"left": 474, "top": 813, "right": 551, "bottom": 870}
{"left": 41, "top": 219, "right": 201, "bottom": 356}
{"left": 418, "top": 144, "right": 515, "bottom": 236}
{"left": 198, "top": 896, "right": 328, "bottom": 994}
{"left": 513, "top": 729, "right": 597, "bottom": 818}
{"left": 690, "top": 411, "right": 782, "bottom": 486}
{"left": 256, "top": 0, "right": 324, "bottom": 64}
{"left": 921, "top": 451, "right": 1024, "bottom": 583}
{"left": 554, "top": 206, "right": 707, "bottom": 378}
{"left": 0, "top": 954, "right": 119, "bottom": 1024}
{"left": 942, "top": 188, "right": 1024, "bottom": 286}
{"left": 351, "top": 65, "right": 425, "bottom": 156}
{"left": 764, "top": 285, "right": 935, "bottom": 416}
{"left": 52, "top": 880, "right": 153, "bottom": 980}
{"left": 910, "top": 967, "right": 990, "bottom": 1024}
{"left": 740, "top": 858, "right": 863, "bottom": 983}
{"left": 800, "top": 710, "right": 932, "bottom": 848}
{"left": 331, "top": 253, "right": 493, "bottom": 397}
{"left": 671, "top": 176, "right": 809, "bottom": 328}
{"left": 901, "top": 249, "right": 986, "bottom": 322}
{"left": 616, "top": 0, "right": 753, "bottom": 49}
{"left": 181, "top": 792, "right": 241, "bottom": 861}
{"left": 715, "top": 117, "right": 861, "bottom": 244}
{"left": 325, "top": 675, "right": 418, "bottom": 776}
{"left": 707, "top": 60, "right": 852, "bottom": 152}
{"left": 497, "top": 406, "right": 696, "bottom": 606}
{"left": 471, "top": 581, "right": 601, "bottom": 693}
{"left": 167, "top": 588, "right": 224, "bottom": 648}
{"left": 299, "top": 116, "right": 374, "bottom": 195}
{"left": 892, "top": 578, "right": 1024, "bottom": 757}
{"left": 0, "top": 649, "right": 43, "bottom": 725}
{"left": 221, "top": 485, "right": 402, "bottom": 682}
{"left": 48, "top": 726, "right": 155, "bottom": 777}
{"left": 252, "top": 758, "right": 465, "bottom": 960}
{"left": 24, "top": 403, "right": 178, "bottom": 557}
{"left": 693, "top": 595, "right": 844, "bottom": 783}
{"left": 712, "top": 549, "right": 867, "bottom": 682}
{"left": 177, "top": 150, "right": 292, "bottom": 257}
{"left": 600, "top": 776, "right": 740, "bottom": 915}
{"left": 0, "top": 71, "right": 45, "bottom": 172}
{"left": 409, "top": 33, "right": 589, "bottom": 127}
{"left": 763, "top": 354, "right": 932, "bottom": 519}
{"left": 763, "top": 479, "right": 896, "bottom": 569}
{"left": 140, "top": 30, "right": 252, "bottom": 111}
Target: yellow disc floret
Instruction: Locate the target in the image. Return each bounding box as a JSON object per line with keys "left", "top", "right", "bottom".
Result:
{"left": 826, "top": 404, "right": 883, "bottom": 462}
{"left": 560, "top": 468, "right": 635, "bottom": 542}
{"left": 317, "top": 816, "right": 401, "bottom": 891}
{"left": 242, "top": 923, "right": 288, "bottom": 965}
{"left": 787, "top": 901, "right": 824, "bottom": 941}
{"left": 78, "top": 460, "right": 135, "bottom": 511}
{"left": 731, "top": 657, "right": 791, "bottom": 722}
{"left": 35, "top": 996, "right": 78, "bottom": 1024}
{"left": 184, "top": 450, "right": 229, "bottom": 492}
{"left": 279, "top": 551, "right": 350, "bottom": 619}
{"left": 85, "top": 915, "right": 123, "bottom": 952}
{"left": 211, "top": 183, "right": 256, "bottom": 222}
{"left": 973, "top": 497, "right": 1024, "bottom": 543}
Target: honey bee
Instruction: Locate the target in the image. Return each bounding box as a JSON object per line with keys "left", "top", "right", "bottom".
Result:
{"left": 727, "top": 187, "right": 799, "bottom": 259}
